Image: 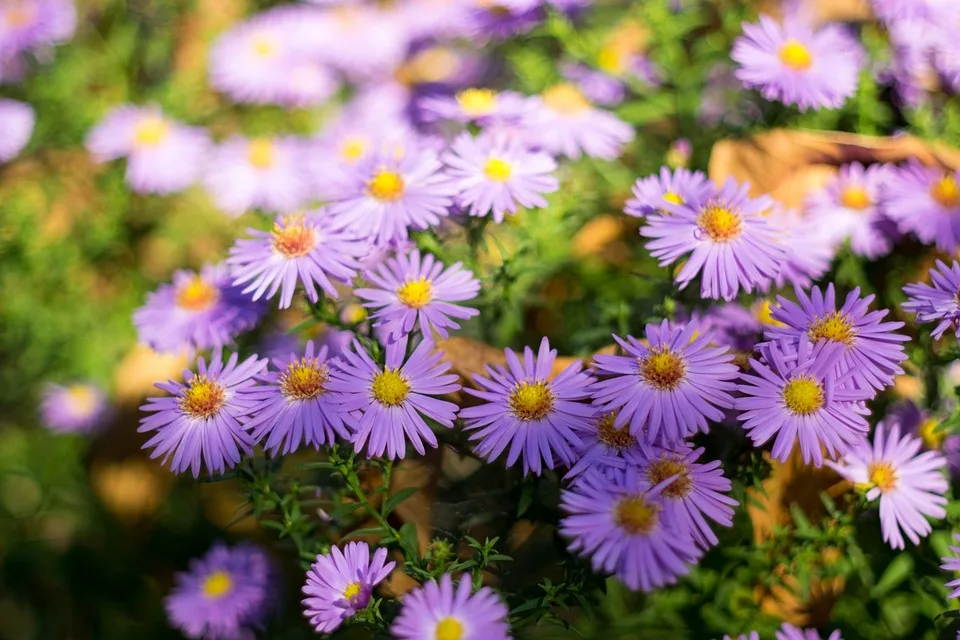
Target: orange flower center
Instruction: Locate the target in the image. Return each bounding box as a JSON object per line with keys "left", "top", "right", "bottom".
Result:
{"left": 931, "top": 175, "right": 960, "bottom": 208}
{"left": 697, "top": 204, "right": 743, "bottom": 242}
{"left": 180, "top": 376, "right": 227, "bottom": 419}
{"left": 614, "top": 495, "right": 659, "bottom": 535}
{"left": 640, "top": 348, "right": 686, "bottom": 390}
{"left": 840, "top": 186, "right": 871, "bottom": 210}
{"left": 646, "top": 456, "right": 693, "bottom": 498}
{"left": 175, "top": 276, "right": 220, "bottom": 312}
{"left": 280, "top": 358, "right": 328, "bottom": 400}
{"left": 542, "top": 83, "right": 590, "bottom": 115}
{"left": 272, "top": 216, "right": 316, "bottom": 258}
{"left": 596, "top": 412, "right": 635, "bottom": 449}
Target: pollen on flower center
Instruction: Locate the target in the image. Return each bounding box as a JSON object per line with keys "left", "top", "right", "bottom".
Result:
{"left": 272, "top": 216, "right": 316, "bottom": 258}
{"left": 931, "top": 175, "right": 960, "bottom": 208}
{"left": 840, "top": 186, "right": 871, "bottom": 210}
{"left": 343, "top": 582, "right": 362, "bottom": 601}
{"left": 371, "top": 369, "right": 411, "bottom": 407}
{"left": 808, "top": 311, "right": 857, "bottom": 346}
{"left": 753, "top": 299, "right": 785, "bottom": 327}
{"left": 663, "top": 191, "right": 684, "bottom": 205}
{"left": 542, "top": 83, "right": 590, "bottom": 115}
{"left": 368, "top": 170, "right": 406, "bottom": 202}
{"left": 250, "top": 32, "right": 278, "bottom": 58}
{"left": 341, "top": 137, "right": 367, "bottom": 163}
{"left": 919, "top": 418, "right": 944, "bottom": 449}
{"left": 4, "top": 6, "right": 35, "bottom": 27}
{"left": 248, "top": 138, "right": 275, "bottom": 169}
{"left": 647, "top": 457, "right": 693, "bottom": 498}
{"left": 280, "top": 358, "right": 329, "bottom": 400}
{"left": 781, "top": 375, "right": 824, "bottom": 415}
{"left": 597, "top": 45, "right": 624, "bottom": 74}
{"left": 868, "top": 461, "right": 897, "bottom": 492}
{"left": 640, "top": 348, "right": 686, "bottom": 390}
{"left": 484, "top": 158, "right": 513, "bottom": 182}
{"left": 435, "top": 617, "right": 464, "bottom": 640}
{"left": 180, "top": 376, "right": 227, "bottom": 419}
{"left": 133, "top": 116, "right": 169, "bottom": 147}
{"left": 175, "top": 276, "right": 220, "bottom": 312}
{"left": 596, "top": 412, "right": 635, "bottom": 449}
{"left": 614, "top": 495, "right": 660, "bottom": 535}
{"left": 509, "top": 381, "right": 555, "bottom": 421}
{"left": 202, "top": 570, "right": 233, "bottom": 599}
{"left": 67, "top": 385, "right": 98, "bottom": 415}
{"left": 697, "top": 204, "right": 743, "bottom": 242}
{"left": 456, "top": 88, "right": 498, "bottom": 117}
{"left": 397, "top": 277, "right": 433, "bottom": 308}
{"left": 778, "top": 40, "right": 813, "bottom": 71}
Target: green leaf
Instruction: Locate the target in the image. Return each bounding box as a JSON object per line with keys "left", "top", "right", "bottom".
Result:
{"left": 873, "top": 553, "right": 914, "bottom": 598}
{"left": 399, "top": 522, "right": 420, "bottom": 560}
{"left": 343, "top": 526, "right": 387, "bottom": 540}
{"left": 517, "top": 482, "right": 535, "bottom": 517}
{"left": 383, "top": 487, "right": 418, "bottom": 515}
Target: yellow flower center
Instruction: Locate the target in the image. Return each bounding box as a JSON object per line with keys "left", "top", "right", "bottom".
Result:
{"left": 596, "top": 412, "right": 635, "bottom": 449}
{"left": 808, "top": 311, "right": 857, "bottom": 346}
{"left": 920, "top": 418, "right": 944, "bottom": 449}
{"left": 371, "top": 369, "right": 410, "bottom": 407}
{"left": 840, "top": 186, "right": 871, "bottom": 210}
{"left": 4, "top": 6, "right": 34, "bottom": 27}
{"left": 368, "top": 170, "right": 406, "bottom": 202}
{"left": 542, "top": 83, "right": 591, "bottom": 115}
{"left": 272, "top": 216, "right": 316, "bottom": 258}
{"left": 753, "top": 299, "right": 785, "bottom": 327}
{"left": 646, "top": 456, "right": 693, "bottom": 498}
{"left": 180, "top": 376, "right": 227, "bottom": 419}
{"left": 663, "top": 191, "right": 684, "bottom": 206}
{"left": 175, "top": 276, "right": 220, "bottom": 312}
{"left": 697, "top": 204, "right": 743, "bottom": 242}
{"left": 781, "top": 375, "right": 824, "bottom": 416}
{"left": 435, "top": 617, "right": 464, "bottom": 640}
{"left": 202, "top": 570, "right": 233, "bottom": 599}
{"left": 931, "top": 175, "right": 960, "bottom": 208}
{"left": 280, "top": 358, "right": 328, "bottom": 400}
{"left": 597, "top": 44, "right": 625, "bottom": 74}
{"left": 614, "top": 495, "right": 659, "bottom": 535}
{"left": 868, "top": 461, "right": 897, "bottom": 492}
{"left": 397, "top": 277, "right": 433, "bottom": 308}
{"left": 456, "top": 88, "right": 498, "bottom": 117}
{"left": 250, "top": 32, "right": 278, "bottom": 58}
{"left": 343, "top": 581, "right": 362, "bottom": 601}
{"left": 66, "top": 385, "right": 98, "bottom": 416}
{"left": 341, "top": 137, "right": 367, "bottom": 163}
{"left": 248, "top": 138, "right": 275, "bottom": 170}
{"left": 133, "top": 116, "right": 169, "bottom": 147}
{"left": 778, "top": 40, "right": 813, "bottom": 71}
{"left": 640, "top": 348, "right": 686, "bottom": 390}
{"left": 509, "top": 381, "right": 555, "bottom": 421}
{"left": 484, "top": 158, "right": 513, "bottom": 182}
{"left": 342, "top": 304, "right": 368, "bottom": 324}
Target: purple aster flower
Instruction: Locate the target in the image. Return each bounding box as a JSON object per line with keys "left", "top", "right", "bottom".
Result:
{"left": 227, "top": 211, "right": 366, "bottom": 309}
{"left": 418, "top": 87, "right": 533, "bottom": 125}
{"left": 39, "top": 382, "right": 111, "bottom": 435}
{"left": 766, "top": 205, "right": 835, "bottom": 290}
{"left": 133, "top": 264, "right": 267, "bottom": 355}
{"left": 641, "top": 178, "right": 786, "bottom": 301}
{"left": 0, "top": 0, "right": 75, "bottom": 56}
{"left": 695, "top": 299, "right": 785, "bottom": 356}
{"left": 564, "top": 410, "right": 650, "bottom": 482}
{"left": 805, "top": 163, "right": 894, "bottom": 259}
{"left": 312, "top": 5, "right": 408, "bottom": 80}
{"left": 777, "top": 625, "right": 842, "bottom": 640}
{"left": 731, "top": 14, "right": 863, "bottom": 111}
{"left": 524, "top": 83, "right": 634, "bottom": 160}
{"left": 766, "top": 283, "right": 910, "bottom": 393}
{"left": 302, "top": 541, "right": 395, "bottom": 634}
{"left": 86, "top": 104, "right": 209, "bottom": 195}
{"left": 871, "top": 0, "right": 956, "bottom": 21}
{"left": 828, "top": 421, "right": 948, "bottom": 549}
{"left": 443, "top": 132, "right": 559, "bottom": 223}
{"left": 640, "top": 442, "right": 738, "bottom": 549}
{"left": 561, "top": 62, "right": 627, "bottom": 107}
{"left": 624, "top": 167, "right": 714, "bottom": 218}
{"left": 736, "top": 337, "right": 871, "bottom": 467}
{"left": 328, "top": 146, "right": 456, "bottom": 246}
{"left": 560, "top": 465, "right": 702, "bottom": 592}
{"left": 903, "top": 259, "right": 960, "bottom": 341}
{"left": 941, "top": 533, "right": 960, "bottom": 598}
{"left": 139, "top": 352, "right": 266, "bottom": 477}
{"left": 204, "top": 135, "right": 310, "bottom": 217}
{"left": 392, "top": 573, "right": 510, "bottom": 640}
{"left": 460, "top": 337, "right": 594, "bottom": 476}
{"left": 327, "top": 337, "right": 460, "bottom": 459}
{"left": 354, "top": 248, "right": 479, "bottom": 341}
{"left": 165, "top": 542, "right": 278, "bottom": 640}
{"left": 0, "top": 98, "right": 33, "bottom": 161}
{"left": 463, "top": 0, "right": 543, "bottom": 41}
{"left": 246, "top": 340, "right": 349, "bottom": 456}
{"left": 884, "top": 161, "right": 960, "bottom": 252}
{"left": 591, "top": 320, "right": 738, "bottom": 445}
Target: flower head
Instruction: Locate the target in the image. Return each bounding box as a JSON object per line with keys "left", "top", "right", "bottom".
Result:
{"left": 391, "top": 573, "right": 511, "bottom": 640}
{"left": 884, "top": 161, "right": 960, "bottom": 252}
{"left": 39, "top": 382, "right": 112, "bottom": 435}
{"left": 903, "top": 259, "right": 960, "bottom": 342}
{"left": 460, "top": 337, "right": 595, "bottom": 476}
{"left": 419, "top": 87, "right": 533, "bottom": 125}
{"left": 139, "top": 352, "right": 266, "bottom": 477}
{"left": 776, "top": 625, "right": 843, "bottom": 640}
{"left": 941, "top": 533, "right": 960, "bottom": 599}
{"left": 0, "top": 0, "right": 75, "bottom": 57}
{"left": 524, "top": 83, "right": 634, "bottom": 160}
{"left": 462, "top": 0, "right": 543, "bottom": 41}
{"left": 625, "top": 167, "right": 714, "bottom": 218}
{"left": 765, "top": 205, "right": 835, "bottom": 290}
{"left": 564, "top": 410, "right": 650, "bottom": 482}
{"left": 302, "top": 541, "right": 395, "bottom": 634}
{"left": 0, "top": 98, "right": 34, "bottom": 162}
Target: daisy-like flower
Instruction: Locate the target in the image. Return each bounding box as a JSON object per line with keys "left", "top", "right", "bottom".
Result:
{"left": 524, "top": 83, "right": 634, "bottom": 160}
{"left": 736, "top": 337, "right": 871, "bottom": 466}
{"left": 327, "top": 337, "right": 460, "bottom": 459}
{"left": 391, "top": 574, "right": 511, "bottom": 640}
{"left": 560, "top": 465, "right": 701, "bottom": 591}
{"left": 0, "top": 98, "right": 33, "bottom": 162}
{"left": 354, "top": 248, "right": 479, "bottom": 341}
{"left": 591, "top": 320, "right": 739, "bottom": 445}
{"left": 624, "top": 167, "right": 714, "bottom": 218}
{"left": 227, "top": 211, "right": 366, "bottom": 309}
{"left": 139, "top": 352, "right": 266, "bottom": 477}
{"left": 462, "top": 0, "right": 543, "bottom": 40}
{"left": 828, "top": 421, "right": 948, "bottom": 549}
{"left": 564, "top": 410, "right": 650, "bottom": 481}
{"left": 766, "top": 283, "right": 910, "bottom": 393}
{"left": 442, "top": 132, "right": 559, "bottom": 223}
{"left": 204, "top": 135, "right": 310, "bottom": 216}
{"left": 766, "top": 205, "right": 835, "bottom": 290}
{"left": 640, "top": 442, "right": 738, "bottom": 549}
{"left": 165, "top": 542, "right": 279, "bottom": 640}
{"left": 941, "top": 533, "right": 960, "bottom": 599}
{"left": 328, "top": 146, "right": 456, "bottom": 246}
{"left": 246, "top": 341, "right": 348, "bottom": 456}
{"left": 0, "top": 0, "right": 75, "bottom": 57}
{"left": 776, "top": 625, "right": 842, "bottom": 640}
{"left": 459, "top": 337, "right": 595, "bottom": 476}
{"left": 884, "top": 161, "right": 960, "bottom": 252}
{"left": 418, "top": 87, "right": 532, "bottom": 125}
{"left": 805, "top": 163, "right": 894, "bottom": 259}
{"left": 302, "top": 541, "right": 395, "bottom": 634}
{"left": 39, "top": 382, "right": 112, "bottom": 435}
{"left": 641, "top": 177, "right": 786, "bottom": 301}
{"left": 133, "top": 264, "right": 267, "bottom": 355}
{"left": 902, "top": 260, "right": 960, "bottom": 341}
{"left": 731, "top": 14, "right": 863, "bottom": 111}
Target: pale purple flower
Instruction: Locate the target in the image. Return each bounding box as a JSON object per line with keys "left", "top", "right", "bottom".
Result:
{"left": 418, "top": 87, "right": 532, "bottom": 125}
{"left": 562, "top": 62, "right": 627, "bottom": 106}
{"left": 462, "top": 0, "right": 543, "bottom": 40}
{"left": 391, "top": 574, "right": 510, "bottom": 640}
{"left": 0, "top": 0, "right": 75, "bottom": 57}
{"left": 39, "top": 382, "right": 111, "bottom": 435}
{"left": 941, "top": 533, "right": 960, "bottom": 598}
{"left": 564, "top": 410, "right": 650, "bottom": 482}
{"left": 524, "top": 83, "right": 634, "bottom": 160}
{"left": 903, "top": 259, "right": 960, "bottom": 341}
{"left": 766, "top": 205, "right": 835, "bottom": 290}
{"left": 204, "top": 136, "right": 310, "bottom": 216}
{"left": 883, "top": 161, "right": 960, "bottom": 252}
{"left": 777, "top": 625, "right": 842, "bottom": 640}
{"left": 311, "top": 4, "right": 409, "bottom": 80}
{"left": 0, "top": 98, "right": 33, "bottom": 161}
{"left": 625, "top": 167, "right": 714, "bottom": 218}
